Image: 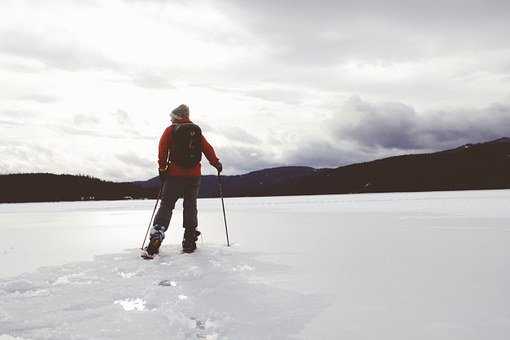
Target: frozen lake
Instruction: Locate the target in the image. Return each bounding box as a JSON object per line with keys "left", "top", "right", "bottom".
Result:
{"left": 1, "top": 190, "right": 510, "bottom": 339}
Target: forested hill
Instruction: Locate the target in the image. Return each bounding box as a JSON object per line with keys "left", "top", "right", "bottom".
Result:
{"left": 0, "top": 167, "right": 315, "bottom": 203}
{"left": 0, "top": 174, "right": 143, "bottom": 203}
{"left": 264, "top": 137, "right": 510, "bottom": 196}
{"left": 1, "top": 137, "right": 509, "bottom": 203}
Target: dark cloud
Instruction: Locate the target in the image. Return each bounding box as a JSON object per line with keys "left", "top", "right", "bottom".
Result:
{"left": 332, "top": 96, "right": 510, "bottom": 150}
{"left": 333, "top": 97, "right": 419, "bottom": 149}
{"left": 219, "top": 97, "right": 510, "bottom": 173}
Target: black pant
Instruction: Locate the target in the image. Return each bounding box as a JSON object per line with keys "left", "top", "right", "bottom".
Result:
{"left": 150, "top": 176, "right": 201, "bottom": 240}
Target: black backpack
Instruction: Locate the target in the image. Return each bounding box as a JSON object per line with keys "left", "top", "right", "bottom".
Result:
{"left": 170, "top": 123, "right": 202, "bottom": 168}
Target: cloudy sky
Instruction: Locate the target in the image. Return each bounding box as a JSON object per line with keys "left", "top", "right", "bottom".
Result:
{"left": 1, "top": 0, "right": 509, "bottom": 181}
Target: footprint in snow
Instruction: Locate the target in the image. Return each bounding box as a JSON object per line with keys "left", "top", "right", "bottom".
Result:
{"left": 190, "top": 317, "right": 218, "bottom": 339}
{"left": 158, "top": 280, "right": 177, "bottom": 287}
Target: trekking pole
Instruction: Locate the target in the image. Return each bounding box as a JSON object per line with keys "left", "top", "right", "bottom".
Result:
{"left": 217, "top": 171, "right": 230, "bottom": 247}
{"left": 140, "top": 184, "right": 164, "bottom": 250}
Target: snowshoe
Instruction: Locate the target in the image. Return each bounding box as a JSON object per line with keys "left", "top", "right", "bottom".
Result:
{"left": 182, "top": 230, "right": 201, "bottom": 253}
{"left": 140, "top": 249, "right": 155, "bottom": 260}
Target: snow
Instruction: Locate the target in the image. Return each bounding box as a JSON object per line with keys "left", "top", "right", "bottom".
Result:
{"left": 1, "top": 190, "right": 510, "bottom": 339}
{"left": 114, "top": 298, "right": 147, "bottom": 311}
{"left": 0, "top": 245, "right": 320, "bottom": 339}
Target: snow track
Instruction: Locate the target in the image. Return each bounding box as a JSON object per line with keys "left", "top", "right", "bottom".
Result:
{"left": 0, "top": 246, "right": 324, "bottom": 340}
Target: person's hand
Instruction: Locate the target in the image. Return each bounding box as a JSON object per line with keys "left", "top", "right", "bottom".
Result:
{"left": 214, "top": 161, "right": 223, "bottom": 173}
{"left": 159, "top": 169, "right": 167, "bottom": 182}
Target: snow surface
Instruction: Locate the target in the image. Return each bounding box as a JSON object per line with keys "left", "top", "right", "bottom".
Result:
{"left": 0, "top": 245, "right": 322, "bottom": 339}
{"left": 1, "top": 190, "right": 510, "bottom": 339}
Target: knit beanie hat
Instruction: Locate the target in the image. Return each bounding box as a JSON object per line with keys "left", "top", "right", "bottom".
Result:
{"left": 170, "top": 104, "right": 189, "bottom": 121}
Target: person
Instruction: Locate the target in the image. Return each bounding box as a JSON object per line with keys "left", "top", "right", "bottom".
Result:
{"left": 143, "top": 104, "right": 222, "bottom": 258}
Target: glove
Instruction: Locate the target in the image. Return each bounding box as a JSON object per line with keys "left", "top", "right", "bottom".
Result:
{"left": 159, "top": 169, "right": 167, "bottom": 182}
{"left": 214, "top": 161, "right": 223, "bottom": 173}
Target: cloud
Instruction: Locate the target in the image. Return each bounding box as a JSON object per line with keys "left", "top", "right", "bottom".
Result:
{"left": 221, "top": 126, "right": 261, "bottom": 144}
{"left": 44, "top": 120, "right": 153, "bottom": 140}
{"left": 1, "top": 0, "right": 509, "bottom": 181}
{"left": 205, "top": 0, "right": 510, "bottom": 105}
{"left": 0, "top": 30, "right": 120, "bottom": 71}
{"left": 113, "top": 109, "right": 132, "bottom": 126}
{"left": 331, "top": 96, "right": 510, "bottom": 151}
{"left": 0, "top": 141, "right": 55, "bottom": 173}
{"left": 0, "top": 119, "right": 23, "bottom": 127}
{"left": 219, "top": 97, "right": 510, "bottom": 173}
{"left": 116, "top": 152, "right": 154, "bottom": 169}
{"left": 0, "top": 109, "right": 38, "bottom": 126}
{"left": 2, "top": 109, "right": 152, "bottom": 141}
{"left": 1, "top": 109, "right": 38, "bottom": 119}
{"left": 16, "top": 93, "right": 58, "bottom": 103}
{"left": 206, "top": 96, "right": 510, "bottom": 174}
{"left": 73, "top": 113, "right": 100, "bottom": 126}
{"left": 216, "top": 145, "right": 281, "bottom": 174}
{"left": 245, "top": 89, "right": 301, "bottom": 105}
{"left": 50, "top": 125, "right": 139, "bottom": 139}
{"left": 194, "top": 119, "right": 214, "bottom": 133}
{"left": 332, "top": 97, "right": 419, "bottom": 149}
{"left": 131, "top": 72, "right": 176, "bottom": 89}
{"left": 219, "top": 0, "right": 510, "bottom": 66}
{"left": 282, "top": 141, "right": 368, "bottom": 169}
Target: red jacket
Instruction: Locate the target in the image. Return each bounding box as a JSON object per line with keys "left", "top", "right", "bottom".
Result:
{"left": 158, "top": 119, "right": 219, "bottom": 177}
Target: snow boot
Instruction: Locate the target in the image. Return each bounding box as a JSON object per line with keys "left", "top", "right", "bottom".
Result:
{"left": 141, "top": 238, "right": 162, "bottom": 259}
{"left": 147, "top": 238, "right": 162, "bottom": 255}
{"left": 182, "top": 229, "right": 201, "bottom": 253}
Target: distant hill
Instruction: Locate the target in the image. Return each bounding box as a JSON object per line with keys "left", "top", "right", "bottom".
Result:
{"left": 139, "top": 166, "right": 317, "bottom": 197}
{"left": 266, "top": 137, "right": 510, "bottom": 196}
{"left": 1, "top": 138, "right": 509, "bottom": 203}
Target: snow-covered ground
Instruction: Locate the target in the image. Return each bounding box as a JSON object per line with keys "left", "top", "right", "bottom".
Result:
{"left": 1, "top": 190, "right": 510, "bottom": 339}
